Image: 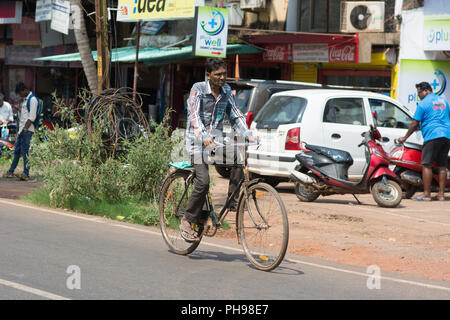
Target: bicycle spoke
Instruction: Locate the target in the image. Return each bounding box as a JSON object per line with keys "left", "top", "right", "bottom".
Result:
{"left": 159, "top": 171, "right": 201, "bottom": 255}
{"left": 239, "top": 183, "right": 288, "bottom": 271}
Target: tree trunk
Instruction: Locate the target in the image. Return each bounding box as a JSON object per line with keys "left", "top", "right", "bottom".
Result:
{"left": 71, "top": 0, "right": 98, "bottom": 93}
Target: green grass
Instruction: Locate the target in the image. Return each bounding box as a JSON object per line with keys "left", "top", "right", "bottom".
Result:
{"left": 21, "top": 186, "right": 231, "bottom": 230}
{"left": 21, "top": 187, "right": 160, "bottom": 226}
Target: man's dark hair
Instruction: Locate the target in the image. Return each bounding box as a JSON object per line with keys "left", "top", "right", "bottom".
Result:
{"left": 15, "top": 82, "right": 28, "bottom": 94}
{"left": 205, "top": 58, "right": 227, "bottom": 73}
{"left": 415, "top": 82, "right": 433, "bottom": 92}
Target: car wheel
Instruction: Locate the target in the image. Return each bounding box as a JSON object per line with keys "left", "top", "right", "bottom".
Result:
{"left": 215, "top": 166, "right": 231, "bottom": 179}
{"left": 247, "top": 172, "right": 280, "bottom": 188}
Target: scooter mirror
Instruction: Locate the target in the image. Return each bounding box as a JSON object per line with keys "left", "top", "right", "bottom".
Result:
{"left": 372, "top": 110, "right": 378, "bottom": 121}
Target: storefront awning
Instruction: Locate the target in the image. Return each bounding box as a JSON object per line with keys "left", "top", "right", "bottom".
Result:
{"left": 33, "top": 44, "right": 262, "bottom": 65}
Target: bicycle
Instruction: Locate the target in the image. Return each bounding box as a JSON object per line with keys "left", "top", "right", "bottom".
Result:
{"left": 158, "top": 141, "right": 289, "bottom": 271}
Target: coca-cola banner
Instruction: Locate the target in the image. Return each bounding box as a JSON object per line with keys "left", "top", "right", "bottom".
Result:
{"left": 263, "top": 44, "right": 290, "bottom": 62}
{"left": 328, "top": 43, "right": 357, "bottom": 63}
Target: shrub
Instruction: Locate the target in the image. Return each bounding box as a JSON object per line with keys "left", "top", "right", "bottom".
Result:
{"left": 28, "top": 93, "right": 179, "bottom": 211}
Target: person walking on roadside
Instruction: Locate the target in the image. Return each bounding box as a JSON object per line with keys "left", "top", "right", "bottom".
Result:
{"left": 398, "top": 82, "right": 450, "bottom": 201}
{"left": 180, "top": 58, "right": 258, "bottom": 242}
{"left": 2, "top": 83, "right": 38, "bottom": 181}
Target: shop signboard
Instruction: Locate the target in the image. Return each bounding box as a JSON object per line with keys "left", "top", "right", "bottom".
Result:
{"left": 117, "top": 0, "right": 196, "bottom": 21}
{"left": 292, "top": 44, "right": 328, "bottom": 63}
{"left": 51, "top": 0, "right": 71, "bottom": 35}
{"left": 36, "top": 0, "right": 52, "bottom": 22}
{"left": 423, "top": 0, "right": 450, "bottom": 51}
{"left": 12, "top": 17, "right": 41, "bottom": 46}
{"left": 5, "top": 46, "right": 44, "bottom": 66}
{"left": 0, "top": 1, "right": 22, "bottom": 24}
{"left": 397, "top": 59, "right": 450, "bottom": 113}
{"left": 292, "top": 42, "right": 357, "bottom": 63}
{"left": 423, "top": 18, "right": 450, "bottom": 51}
{"left": 141, "top": 21, "right": 165, "bottom": 35}
{"left": 193, "top": 6, "right": 229, "bottom": 58}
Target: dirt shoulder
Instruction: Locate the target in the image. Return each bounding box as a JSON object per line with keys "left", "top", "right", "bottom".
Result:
{"left": 1, "top": 166, "right": 449, "bottom": 282}
{"left": 210, "top": 170, "right": 450, "bottom": 282}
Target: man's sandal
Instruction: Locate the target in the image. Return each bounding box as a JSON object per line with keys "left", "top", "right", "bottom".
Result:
{"left": 179, "top": 218, "right": 199, "bottom": 243}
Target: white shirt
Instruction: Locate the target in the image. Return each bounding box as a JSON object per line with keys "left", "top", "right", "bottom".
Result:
{"left": 18, "top": 92, "right": 38, "bottom": 134}
{"left": 0, "top": 101, "right": 13, "bottom": 124}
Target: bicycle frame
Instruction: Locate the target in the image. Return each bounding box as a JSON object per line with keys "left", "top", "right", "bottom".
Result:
{"left": 182, "top": 164, "right": 248, "bottom": 227}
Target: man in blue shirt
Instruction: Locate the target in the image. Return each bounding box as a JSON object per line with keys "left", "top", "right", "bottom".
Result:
{"left": 398, "top": 82, "right": 450, "bottom": 201}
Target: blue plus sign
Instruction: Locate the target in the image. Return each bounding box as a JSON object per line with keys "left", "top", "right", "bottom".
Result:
{"left": 208, "top": 18, "right": 217, "bottom": 29}
{"left": 431, "top": 79, "right": 440, "bottom": 90}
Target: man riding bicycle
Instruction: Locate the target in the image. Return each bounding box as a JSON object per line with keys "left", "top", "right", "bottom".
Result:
{"left": 181, "top": 58, "right": 258, "bottom": 242}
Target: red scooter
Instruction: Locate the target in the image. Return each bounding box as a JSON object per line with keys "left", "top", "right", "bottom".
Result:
{"left": 390, "top": 140, "right": 450, "bottom": 198}
{"left": 290, "top": 126, "right": 403, "bottom": 208}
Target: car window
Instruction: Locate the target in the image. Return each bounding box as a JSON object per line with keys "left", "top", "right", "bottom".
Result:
{"left": 255, "top": 96, "right": 307, "bottom": 129}
{"left": 231, "top": 88, "right": 253, "bottom": 114}
{"left": 369, "top": 99, "right": 412, "bottom": 129}
{"left": 323, "top": 98, "right": 366, "bottom": 125}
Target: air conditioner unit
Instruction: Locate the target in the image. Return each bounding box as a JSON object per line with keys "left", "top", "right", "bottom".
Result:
{"left": 340, "top": 1, "right": 385, "bottom": 33}
{"left": 240, "top": 0, "right": 266, "bottom": 10}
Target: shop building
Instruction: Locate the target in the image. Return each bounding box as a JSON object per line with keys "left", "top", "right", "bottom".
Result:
{"left": 395, "top": 0, "right": 450, "bottom": 113}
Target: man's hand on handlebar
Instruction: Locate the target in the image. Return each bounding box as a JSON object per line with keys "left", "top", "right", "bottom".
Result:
{"left": 248, "top": 135, "right": 259, "bottom": 143}
{"left": 203, "top": 137, "right": 215, "bottom": 148}
{"left": 397, "top": 137, "right": 407, "bottom": 144}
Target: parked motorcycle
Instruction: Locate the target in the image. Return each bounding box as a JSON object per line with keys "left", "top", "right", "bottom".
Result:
{"left": 290, "top": 125, "right": 403, "bottom": 208}
{"left": 0, "top": 138, "right": 14, "bottom": 157}
{"left": 389, "top": 140, "right": 450, "bottom": 199}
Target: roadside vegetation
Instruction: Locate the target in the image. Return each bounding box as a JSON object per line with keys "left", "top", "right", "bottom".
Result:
{"left": 24, "top": 92, "right": 181, "bottom": 227}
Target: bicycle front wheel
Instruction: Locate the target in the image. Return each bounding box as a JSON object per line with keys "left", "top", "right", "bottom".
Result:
{"left": 159, "top": 170, "right": 201, "bottom": 255}
{"left": 238, "top": 182, "right": 289, "bottom": 271}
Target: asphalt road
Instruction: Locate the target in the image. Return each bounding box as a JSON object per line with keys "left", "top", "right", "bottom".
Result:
{"left": 0, "top": 199, "right": 449, "bottom": 301}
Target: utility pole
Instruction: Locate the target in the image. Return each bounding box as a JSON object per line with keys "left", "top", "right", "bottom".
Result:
{"left": 133, "top": 20, "right": 142, "bottom": 102}
{"left": 95, "top": 0, "right": 110, "bottom": 93}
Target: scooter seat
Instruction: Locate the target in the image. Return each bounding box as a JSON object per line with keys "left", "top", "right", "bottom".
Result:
{"left": 305, "top": 144, "right": 354, "bottom": 165}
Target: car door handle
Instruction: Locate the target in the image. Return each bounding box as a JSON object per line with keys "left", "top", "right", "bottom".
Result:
{"left": 331, "top": 133, "right": 341, "bottom": 139}
{"left": 382, "top": 137, "right": 390, "bottom": 142}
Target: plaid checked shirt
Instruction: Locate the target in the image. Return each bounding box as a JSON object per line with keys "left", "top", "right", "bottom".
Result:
{"left": 185, "top": 80, "right": 252, "bottom": 156}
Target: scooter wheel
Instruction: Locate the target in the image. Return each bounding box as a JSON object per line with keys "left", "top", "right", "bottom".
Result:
{"left": 371, "top": 179, "right": 402, "bottom": 208}
{"left": 294, "top": 181, "right": 319, "bottom": 202}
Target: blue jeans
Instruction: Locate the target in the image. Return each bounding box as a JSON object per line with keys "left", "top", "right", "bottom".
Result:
{"left": 9, "top": 130, "right": 33, "bottom": 176}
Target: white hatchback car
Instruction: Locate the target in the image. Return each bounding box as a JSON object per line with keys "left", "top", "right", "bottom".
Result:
{"left": 247, "top": 89, "right": 424, "bottom": 184}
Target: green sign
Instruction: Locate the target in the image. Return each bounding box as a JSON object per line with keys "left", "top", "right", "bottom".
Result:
{"left": 193, "top": 6, "right": 229, "bottom": 58}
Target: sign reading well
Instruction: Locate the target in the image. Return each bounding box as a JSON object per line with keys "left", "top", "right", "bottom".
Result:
{"left": 193, "top": 6, "right": 229, "bottom": 58}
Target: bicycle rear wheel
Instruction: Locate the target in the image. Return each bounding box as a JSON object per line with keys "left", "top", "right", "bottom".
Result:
{"left": 159, "top": 170, "right": 201, "bottom": 255}
{"left": 238, "top": 182, "right": 289, "bottom": 271}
